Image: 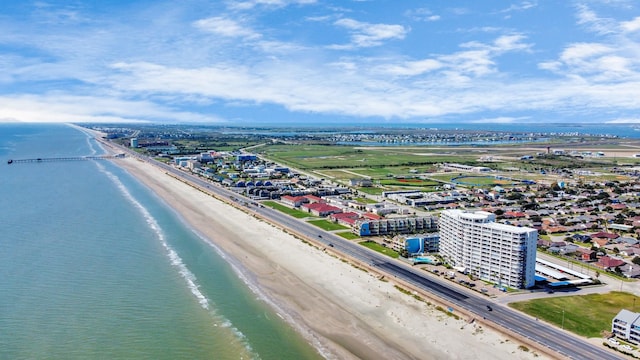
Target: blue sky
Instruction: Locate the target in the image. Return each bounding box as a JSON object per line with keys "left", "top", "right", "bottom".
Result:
{"left": 1, "top": 0, "right": 640, "bottom": 124}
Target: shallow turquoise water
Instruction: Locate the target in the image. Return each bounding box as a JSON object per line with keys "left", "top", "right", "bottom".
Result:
{"left": 0, "top": 124, "right": 321, "bottom": 360}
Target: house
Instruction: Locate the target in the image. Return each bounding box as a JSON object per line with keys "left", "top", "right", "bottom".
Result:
{"left": 577, "top": 248, "right": 596, "bottom": 261}
{"left": 621, "top": 247, "right": 640, "bottom": 257}
{"left": 617, "top": 237, "right": 639, "bottom": 246}
{"left": 303, "top": 195, "right": 324, "bottom": 204}
{"left": 559, "top": 244, "right": 579, "bottom": 255}
{"left": 611, "top": 203, "right": 628, "bottom": 211}
{"left": 537, "top": 239, "right": 552, "bottom": 247}
{"left": 281, "top": 195, "right": 309, "bottom": 207}
{"left": 593, "top": 238, "right": 611, "bottom": 248}
{"left": 620, "top": 264, "right": 640, "bottom": 278}
{"left": 591, "top": 232, "right": 620, "bottom": 241}
{"left": 362, "top": 212, "right": 382, "bottom": 220}
{"left": 544, "top": 225, "right": 569, "bottom": 234}
{"left": 503, "top": 211, "right": 526, "bottom": 219}
{"left": 597, "top": 256, "right": 626, "bottom": 270}
{"left": 572, "top": 234, "right": 592, "bottom": 242}
{"left": 329, "top": 212, "right": 360, "bottom": 226}
{"left": 302, "top": 203, "right": 342, "bottom": 217}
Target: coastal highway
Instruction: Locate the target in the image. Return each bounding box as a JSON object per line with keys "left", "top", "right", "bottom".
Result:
{"left": 113, "top": 148, "right": 620, "bottom": 360}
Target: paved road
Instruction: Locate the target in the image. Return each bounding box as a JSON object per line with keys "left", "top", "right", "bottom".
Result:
{"left": 108, "top": 144, "right": 621, "bottom": 360}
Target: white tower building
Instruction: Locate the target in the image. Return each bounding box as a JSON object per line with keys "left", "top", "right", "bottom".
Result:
{"left": 439, "top": 210, "right": 537, "bottom": 289}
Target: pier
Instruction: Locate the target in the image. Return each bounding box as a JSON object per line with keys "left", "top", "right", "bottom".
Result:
{"left": 7, "top": 154, "right": 125, "bottom": 164}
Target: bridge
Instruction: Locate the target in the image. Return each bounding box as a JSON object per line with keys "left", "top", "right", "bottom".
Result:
{"left": 7, "top": 154, "right": 126, "bottom": 164}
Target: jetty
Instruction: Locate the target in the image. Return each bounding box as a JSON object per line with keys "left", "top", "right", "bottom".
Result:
{"left": 7, "top": 153, "right": 125, "bottom": 165}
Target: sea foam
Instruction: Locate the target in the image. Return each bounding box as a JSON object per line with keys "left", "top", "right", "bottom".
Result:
{"left": 95, "top": 162, "right": 260, "bottom": 359}
{"left": 96, "top": 162, "right": 210, "bottom": 310}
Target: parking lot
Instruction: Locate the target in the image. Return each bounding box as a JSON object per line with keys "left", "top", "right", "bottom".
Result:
{"left": 413, "top": 263, "right": 510, "bottom": 298}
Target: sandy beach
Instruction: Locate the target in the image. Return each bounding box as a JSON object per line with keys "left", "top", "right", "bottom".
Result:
{"left": 111, "top": 152, "right": 549, "bottom": 360}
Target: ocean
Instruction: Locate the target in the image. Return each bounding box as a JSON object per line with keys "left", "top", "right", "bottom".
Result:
{"left": 0, "top": 124, "right": 321, "bottom": 360}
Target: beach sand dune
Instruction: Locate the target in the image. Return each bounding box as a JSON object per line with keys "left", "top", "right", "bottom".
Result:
{"left": 117, "top": 156, "right": 548, "bottom": 360}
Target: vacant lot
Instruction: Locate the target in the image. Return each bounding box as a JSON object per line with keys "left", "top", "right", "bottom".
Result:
{"left": 258, "top": 144, "right": 478, "bottom": 170}
{"left": 509, "top": 291, "right": 639, "bottom": 338}
{"left": 360, "top": 241, "right": 400, "bottom": 259}
{"left": 262, "top": 201, "right": 313, "bottom": 219}
{"left": 307, "top": 219, "right": 349, "bottom": 231}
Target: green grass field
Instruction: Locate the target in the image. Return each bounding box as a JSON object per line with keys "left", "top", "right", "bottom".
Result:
{"left": 336, "top": 232, "right": 361, "bottom": 240}
{"left": 354, "top": 187, "right": 384, "bottom": 195}
{"left": 379, "top": 178, "right": 440, "bottom": 188}
{"left": 258, "top": 144, "right": 479, "bottom": 170}
{"left": 351, "top": 197, "right": 379, "bottom": 204}
{"left": 509, "top": 292, "right": 639, "bottom": 338}
{"left": 262, "top": 201, "right": 313, "bottom": 219}
{"left": 359, "top": 241, "right": 400, "bottom": 259}
{"left": 307, "top": 219, "right": 349, "bottom": 231}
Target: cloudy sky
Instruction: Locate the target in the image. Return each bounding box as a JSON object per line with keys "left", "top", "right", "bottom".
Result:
{"left": 1, "top": 0, "right": 640, "bottom": 124}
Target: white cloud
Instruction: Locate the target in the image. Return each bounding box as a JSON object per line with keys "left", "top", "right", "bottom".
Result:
{"left": 560, "top": 42, "right": 613, "bottom": 63}
{"left": 379, "top": 59, "right": 443, "bottom": 76}
{"left": 539, "top": 7, "right": 640, "bottom": 85}
{"left": 542, "top": 42, "right": 638, "bottom": 81}
{"left": 331, "top": 18, "right": 408, "bottom": 48}
{"left": 2, "top": 0, "right": 640, "bottom": 125}
{"left": 193, "top": 17, "right": 261, "bottom": 39}
{"left": 499, "top": 1, "right": 537, "bottom": 14}
{"left": 468, "top": 116, "right": 530, "bottom": 124}
{"left": 621, "top": 16, "right": 640, "bottom": 32}
{"left": 405, "top": 8, "right": 440, "bottom": 22}
{"left": 227, "top": 0, "right": 316, "bottom": 11}
{"left": 493, "top": 34, "right": 532, "bottom": 52}
{"left": 0, "top": 93, "right": 218, "bottom": 123}
{"left": 605, "top": 118, "right": 640, "bottom": 124}
{"left": 575, "top": 4, "right": 617, "bottom": 34}
{"left": 438, "top": 50, "right": 495, "bottom": 78}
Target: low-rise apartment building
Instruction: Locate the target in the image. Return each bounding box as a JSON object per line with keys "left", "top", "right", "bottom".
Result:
{"left": 354, "top": 216, "right": 437, "bottom": 236}
{"left": 392, "top": 233, "right": 440, "bottom": 255}
{"left": 613, "top": 309, "right": 640, "bottom": 343}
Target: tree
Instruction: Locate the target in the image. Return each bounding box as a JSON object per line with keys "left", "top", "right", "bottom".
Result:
{"left": 633, "top": 257, "right": 640, "bottom": 265}
{"left": 507, "top": 192, "right": 524, "bottom": 201}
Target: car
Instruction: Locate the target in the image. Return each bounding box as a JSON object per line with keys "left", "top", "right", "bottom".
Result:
{"left": 621, "top": 345, "right": 632, "bottom": 351}
{"left": 328, "top": 243, "right": 334, "bottom": 247}
{"left": 486, "top": 305, "right": 493, "bottom": 311}
{"left": 318, "top": 235, "right": 323, "bottom": 238}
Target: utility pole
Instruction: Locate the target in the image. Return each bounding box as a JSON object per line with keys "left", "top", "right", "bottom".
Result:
{"left": 562, "top": 309, "right": 565, "bottom": 330}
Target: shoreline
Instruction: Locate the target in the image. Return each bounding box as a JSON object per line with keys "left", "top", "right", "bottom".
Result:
{"left": 94, "top": 135, "right": 548, "bottom": 359}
